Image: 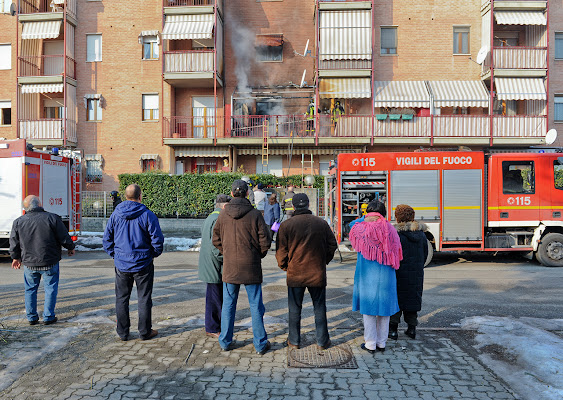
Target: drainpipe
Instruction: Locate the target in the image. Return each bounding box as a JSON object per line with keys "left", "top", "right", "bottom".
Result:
{"left": 489, "top": 0, "right": 495, "bottom": 147}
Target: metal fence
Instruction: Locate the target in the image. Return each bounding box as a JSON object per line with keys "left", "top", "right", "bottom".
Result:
{"left": 82, "top": 191, "right": 115, "bottom": 218}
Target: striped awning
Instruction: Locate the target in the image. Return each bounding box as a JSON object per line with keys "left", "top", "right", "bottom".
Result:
{"left": 21, "top": 83, "right": 64, "bottom": 94}
{"left": 140, "top": 154, "right": 160, "bottom": 161}
{"left": 175, "top": 146, "right": 228, "bottom": 158}
{"left": 428, "top": 81, "right": 489, "bottom": 108}
{"left": 237, "top": 147, "right": 361, "bottom": 156}
{"left": 138, "top": 30, "right": 160, "bottom": 44}
{"left": 21, "top": 21, "right": 62, "bottom": 40}
{"left": 162, "top": 14, "right": 214, "bottom": 40}
{"left": 319, "top": 78, "right": 371, "bottom": 99}
{"left": 84, "top": 154, "right": 103, "bottom": 162}
{"left": 319, "top": 10, "right": 372, "bottom": 60}
{"left": 373, "top": 81, "right": 430, "bottom": 108}
{"left": 494, "top": 11, "right": 546, "bottom": 26}
{"left": 495, "top": 78, "right": 546, "bottom": 101}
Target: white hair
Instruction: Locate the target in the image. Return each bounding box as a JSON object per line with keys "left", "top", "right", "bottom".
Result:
{"left": 24, "top": 197, "right": 42, "bottom": 212}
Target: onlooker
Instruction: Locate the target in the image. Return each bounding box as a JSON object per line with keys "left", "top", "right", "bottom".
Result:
{"left": 241, "top": 177, "right": 255, "bottom": 205}
{"left": 103, "top": 184, "right": 164, "bottom": 341}
{"left": 110, "top": 190, "right": 122, "bottom": 211}
{"left": 198, "top": 194, "right": 231, "bottom": 338}
{"left": 349, "top": 200, "right": 402, "bottom": 353}
{"left": 281, "top": 185, "right": 295, "bottom": 219}
{"left": 389, "top": 204, "right": 428, "bottom": 340}
{"left": 254, "top": 183, "right": 267, "bottom": 214}
{"left": 9, "top": 195, "right": 75, "bottom": 325}
{"left": 263, "top": 192, "right": 281, "bottom": 239}
{"left": 276, "top": 193, "right": 337, "bottom": 350}
{"left": 212, "top": 179, "right": 272, "bottom": 355}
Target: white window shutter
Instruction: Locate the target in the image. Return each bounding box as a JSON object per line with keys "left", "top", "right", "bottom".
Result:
{"left": 0, "top": 44, "right": 11, "bottom": 70}
{"left": 142, "top": 94, "right": 159, "bottom": 110}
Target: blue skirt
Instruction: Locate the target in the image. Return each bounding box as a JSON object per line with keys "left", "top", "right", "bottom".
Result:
{"left": 352, "top": 253, "right": 400, "bottom": 316}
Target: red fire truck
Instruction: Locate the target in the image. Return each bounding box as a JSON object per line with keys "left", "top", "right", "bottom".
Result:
{"left": 0, "top": 139, "right": 81, "bottom": 251}
{"left": 334, "top": 150, "right": 563, "bottom": 267}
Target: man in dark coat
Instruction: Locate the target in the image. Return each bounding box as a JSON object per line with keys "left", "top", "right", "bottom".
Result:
{"left": 389, "top": 204, "right": 428, "bottom": 340}
{"left": 103, "top": 184, "right": 164, "bottom": 341}
{"left": 212, "top": 179, "right": 272, "bottom": 354}
{"left": 276, "top": 193, "right": 338, "bottom": 350}
{"left": 10, "top": 195, "right": 76, "bottom": 325}
{"left": 198, "top": 194, "right": 231, "bottom": 338}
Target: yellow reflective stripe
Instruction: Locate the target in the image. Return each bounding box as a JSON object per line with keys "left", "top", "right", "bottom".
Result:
{"left": 443, "top": 206, "right": 481, "bottom": 210}
{"left": 285, "top": 207, "right": 294, "bottom": 211}
{"left": 284, "top": 198, "right": 293, "bottom": 202}
{"left": 488, "top": 206, "right": 562, "bottom": 210}
{"left": 211, "top": 211, "right": 220, "bottom": 215}
{"left": 392, "top": 207, "right": 439, "bottom": 211}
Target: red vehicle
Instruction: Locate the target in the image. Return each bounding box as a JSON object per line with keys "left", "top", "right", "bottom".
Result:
{"left": 0, "top": 139, "right": 81, "bottom": 251}
{"left": 333, "top": 150, "right": 563, "bottom": 267}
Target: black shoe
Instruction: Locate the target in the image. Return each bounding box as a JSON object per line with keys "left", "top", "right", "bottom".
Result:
{"left": 44, "top": 317, "right": 58, "bottom": 325}
{"left": 256, "top": 341, "right": 271, "bottom": 355}
{"left": 376, "top": 346, "right": 385, "bottom": 352}
{"left": 405, "top": 325, "right": 416, "bottom": 339}
{"left": 221, "top": 343, "right": 235, "bottom": 352}
{"left": 119, "top": 335, "right": 129, "bottom": 342}
{"left": 29, "top": 319, "right": 39, "bottom": 326}
{"left": 141, "top": 329, "right": 158, "bottom": 340}
{"left": 388, "top": 330, "right": 398, "bottom": 340}
{"left": 360, "top": 343, "right": 375, "bottom": 354}
{"left": 317, "top": 339, "right": 331, "bottom": 350}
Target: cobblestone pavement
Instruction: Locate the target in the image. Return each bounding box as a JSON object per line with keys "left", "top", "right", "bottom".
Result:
{"left": 0, "top": 252, "right": 546, "bottom": 399}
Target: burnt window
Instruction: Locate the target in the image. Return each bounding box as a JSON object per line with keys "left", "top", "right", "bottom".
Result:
{"left": 502, "top": 161, "right": 535, "bottom": 194}
{"left": 255, "top": 34, "right": 283, "bottom": 62}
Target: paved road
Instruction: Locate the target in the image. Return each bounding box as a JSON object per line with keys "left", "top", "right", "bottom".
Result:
{"left": 0, "top": 250, "right": 561, "bottom": 399}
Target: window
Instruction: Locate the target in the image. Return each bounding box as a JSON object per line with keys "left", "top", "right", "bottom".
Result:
{"left": 256, "top": 45, "right": 283, "bottom": 62}
{"left": 0, "top": 44, "right": 11, "bottom": 70}
{"left": 87, "top": 99, "right": 102, "bottom": 121}
{"left": 0, "top": 101, "right": 11, "bottom": 125}
{"left": 555, "top": 160, "right": 563, "bottom": 190}
{"left": 453, "top": 26, "right": 470, "bottom": 54}
{"left": 196, "top": 158, "right": 217, "bottom": 174}
{"left": 502, "top": 161, "right": 535, "bottom": 194}
{"left": 142, "top": 94, "right": 159, "bottom": 121}
{"left": 555, "top": 96, "right": 563, "bottom": 122}
{"left": 85, "top": 157, "right": 103, "bottom": 183}
{"left": 86, "top": 34, "right": 102, "bottom": 62}
{"left": 555, "top": 32, "right": 563, "bottom": 60}
{"left": 1, "top": 0, "right": 12, "bottom": 14}
{"left": 142, "top": 36, "right": 159, "bottom": 60}
{"left": 142, "top": 159, "right": 157, "bottom": 172}
{"left": 381, "top": 27, "right": 397, "bottom": 55}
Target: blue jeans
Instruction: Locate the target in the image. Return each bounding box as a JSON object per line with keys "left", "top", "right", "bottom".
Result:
{"left": 219, "top": 283, "right": 268, "bottom": 352}
{"left": 24, "top": 263, "right": 59, "bottom": 322}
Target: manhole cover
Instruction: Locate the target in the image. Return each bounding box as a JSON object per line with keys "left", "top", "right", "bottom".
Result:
{"left": 288, "top": 343, "right": 358, "bottom": 369}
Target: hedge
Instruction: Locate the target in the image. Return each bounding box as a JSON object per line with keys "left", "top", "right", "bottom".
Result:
{"left": 118, "top": 172, "right": 325, "bottom": 218}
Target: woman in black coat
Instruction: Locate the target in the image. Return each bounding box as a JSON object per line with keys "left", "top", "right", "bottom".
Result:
{"left": 389, "top": 204, "right": 428, "bottom": 340}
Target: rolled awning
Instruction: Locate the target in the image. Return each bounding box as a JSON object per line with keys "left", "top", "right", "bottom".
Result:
{"left": 494, "top": 11, "right": 546, "bottom": 26}
{"left": 21, "top": 21, "right": 62, "bottom": 40}
{"left": 162, "top": 14, "right": 214, "bottom": 40}
{"left": 21, "top": 83, "right": 63, "bottom": 94}
{"left": 237, "top": 147, "right": 361, "bottom": 156}
{"left": 83, "top": 93, "right": 103, "bottom": 107}
{"left": 319, "top": 10, "right": 372, "bottom": 60}
{"left": 373, "top": 81, "right": 430, "bottom": 108}
{"left": 140, "top": 154, "right": 160, "bottom": 160}
{"left": 175, "top": 146, "right": 229, "bottom": 158}
{"left": 138, "top": 30, "right": 160, "bottom": 44}
{"left": 428, "top": 81, "right": 489, "bottom": 108}
{"left": 319, "top": 78, "right": 371, "bottom": 99}
{"left": 84, "top": 154, "right": 103, "bottom": 162}
{"left": 495, "top": 78, "right": 546, "bottom": 101}
{"left": 255, "top": 34, "right": 283, "bottom": 47}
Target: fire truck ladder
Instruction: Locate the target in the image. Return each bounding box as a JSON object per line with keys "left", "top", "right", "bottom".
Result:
{"left": 262, "top": 120, "right": 269, "bottom": 172}
{"left": 71, "top": 159, "right": 82, "bottom": 235}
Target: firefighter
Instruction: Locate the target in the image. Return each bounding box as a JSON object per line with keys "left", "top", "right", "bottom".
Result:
{"left": 305, "top": 100, "right": 315, "bottom": 136}
{"left": 110, "top": 191, "right": 122, "bottom": 211}
{"left": 331, "top": 100, "right": 344, "bottom": 136}
{"left": 281, "top": 185, "right": 296, "bottom": 220}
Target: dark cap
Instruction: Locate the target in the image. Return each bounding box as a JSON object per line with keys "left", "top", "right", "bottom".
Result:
{"left": 231, "top": 179, "right": 249, "bottom": 193}
{"left": 293, "top": 193, "right": 309, "bottom": 209}
{"left": 256, "top": 183, "right": 264, "bottom": 190}
{"left": 216, "top": 194, "right": 231, "bottom": 204}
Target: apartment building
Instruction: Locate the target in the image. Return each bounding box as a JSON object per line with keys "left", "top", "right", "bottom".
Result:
{"left": 0, "top": 0, "right": 560, "bottom": 191}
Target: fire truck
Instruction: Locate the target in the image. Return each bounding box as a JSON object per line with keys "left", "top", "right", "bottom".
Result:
{"left": 333, "top": 150, "right": 563, "bottom": 267}
{"left": 0, "top": 139, "right": 81, "bottom": 251}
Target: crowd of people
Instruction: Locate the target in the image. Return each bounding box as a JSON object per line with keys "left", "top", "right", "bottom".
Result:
{"left": 9, "top": 179, "right": 428, "bottom": 356}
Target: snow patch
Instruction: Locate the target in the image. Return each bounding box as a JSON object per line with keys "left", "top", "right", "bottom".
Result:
{"left": 461, "top": 316, "right": 563, "bottom": 400}
{"left": 75, "top": 232, "right": 202, "bottom": 252}
{"left": 68, "top": 309, "right": 114, "bottom": 325}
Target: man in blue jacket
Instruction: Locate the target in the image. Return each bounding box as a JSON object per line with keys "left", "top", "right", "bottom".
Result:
{"left": 103, "top": 184, "right": 164, "bottom": 341}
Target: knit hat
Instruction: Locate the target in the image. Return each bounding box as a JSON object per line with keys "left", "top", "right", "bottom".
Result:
{"left": 293, "top": 193, "right": 309, "bottom": 209}
{"left": 215, "top": 194, "right": 231, "bottom": 204}
{"left": 395, "top": 204, "right": 415, "bottom": 223}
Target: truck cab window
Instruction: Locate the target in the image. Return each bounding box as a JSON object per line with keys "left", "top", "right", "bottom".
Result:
{"left": 502, "top": 161, "right": 535, "bottom": 194}
{"left": 555, "top": 160, "right": 563, "bottom": 190}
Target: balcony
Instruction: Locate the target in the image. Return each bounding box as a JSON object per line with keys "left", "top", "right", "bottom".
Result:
{"left": 163, "top": 0, "right": 222, "bottom": 16}
{"left": 318, "top": 58, "right": 371, "bottom": 72}
{"left": 231, "top": 115, "right": 310, "bottom": 139}
{"left": 19, "top": 0, "right": 76, "bottom": 19}
{"left": 18, "top": 55, "right": 76, "bottom": 80}
{"left": 163, "top": 50, "right": 221, "bottom": 87}
{"left": 163, "top": 116, "right": 224, "bottom": 144}
{"left": 485, "top": 0, "right": 547, "bottom": 11}
{"left": 318, "top": 0, "right": 372, "bottom": 11}
{"left": 18, "top": 119, "right": 76, "bottom": 145}
{"left": 482, "top": 47, "right": 547, "bottom": 77}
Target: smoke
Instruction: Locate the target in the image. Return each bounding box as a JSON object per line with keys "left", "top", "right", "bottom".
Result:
{"left": 230, "top": 22, "right": 255, "bottom": 99}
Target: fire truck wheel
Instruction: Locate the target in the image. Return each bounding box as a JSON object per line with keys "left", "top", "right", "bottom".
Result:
{"left": 424, "top": 239, "right": 434, "bottom": 268}
{"left": 537, "top": 233, "right": 563, "bottom": 267}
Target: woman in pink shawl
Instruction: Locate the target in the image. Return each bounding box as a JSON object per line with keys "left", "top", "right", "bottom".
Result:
{"left": 349, "top": 200, "right": 402, "bottom": 353}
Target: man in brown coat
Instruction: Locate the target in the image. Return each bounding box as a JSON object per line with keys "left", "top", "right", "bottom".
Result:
{"left": 212, "top": 179, "right": 272, "bottom": 355}
{"left": 276, "top": 193, "right": 338, "bottom": 350}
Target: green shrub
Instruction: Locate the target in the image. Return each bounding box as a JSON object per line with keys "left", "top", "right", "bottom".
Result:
{"left": 118, "top": 172, "right": 324, "bottom": 218}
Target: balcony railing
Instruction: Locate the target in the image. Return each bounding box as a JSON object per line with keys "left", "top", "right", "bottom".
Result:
{"left": 318, "top": 115, "right": 372, "bottom": 137}
{"left": 19, "top": 0, "right": 76, "bottom": 17}
{"left": 164, "top": 51, "right": 215, "bottom": 73}
{"left": 492, "top": 47, "right": 547, "bottom": 70}
{"left": 433, "top": 115, "right": 490, "bottom": 138}
{"left": 231, "top": 115, "right": 311, "bottom": 138}
{"left": 19, "top": 119, "right": 63, "bottom": 141}
{"left": 18, "top": 55, "right": 76, "bottom": 79}
{"left": 164, "top": 116, "right": 224, "bottom": 139}
{"left": 492, "top": 115, "right": 546, "bottom": 138}
{"left": 318, "top": 58, "right": 372, "bottom": 70}
{"left": 164, "top": 0, "right": 215, "bottom": 6}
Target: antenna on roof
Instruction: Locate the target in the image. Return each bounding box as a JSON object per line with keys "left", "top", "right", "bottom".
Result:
{"left": 471, "top": 45, "right": 490, "bottom": 65}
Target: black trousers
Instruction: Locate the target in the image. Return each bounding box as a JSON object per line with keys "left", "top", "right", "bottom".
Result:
{"left": 205, "top": 283, "right": 223, "bottom": 334}
{"left": 115, "top": 262, "right": 154, "bottom": 339}
{"left": 390, "top": 310, "right": 418, "bottom": 326}
{"left": 288, "top": 286, "right": 330, "bottom": 347}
